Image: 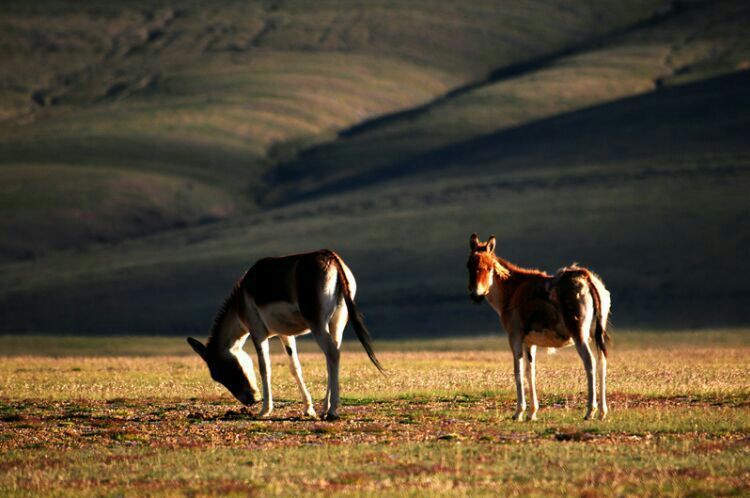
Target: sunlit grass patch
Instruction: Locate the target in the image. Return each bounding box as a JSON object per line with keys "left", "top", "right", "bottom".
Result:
{"left": 0, "top": 331, "right": 747, "bottom": 495}
{"left": 1, "top": 331, "right": 748, "bottom": 405}
{"left": 0, "top": 432, "right": 747, "bottom": 496}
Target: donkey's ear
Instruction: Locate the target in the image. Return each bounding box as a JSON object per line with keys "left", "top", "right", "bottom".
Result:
{"left": 487, "top": 235, "right": 496, "bottom": 253}
{"left": 470, "top": 233, "right": 479, "bottom": 250}
{"left": 187, "top": 337, "right": 207, "bottom": 360}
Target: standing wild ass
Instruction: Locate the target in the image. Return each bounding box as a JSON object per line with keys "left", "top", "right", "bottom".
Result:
{"left": 466, "top": 234, "right": 611, "bottom": 420}
{"left": 188, "top": 249, "right": 384, "bottom": 420}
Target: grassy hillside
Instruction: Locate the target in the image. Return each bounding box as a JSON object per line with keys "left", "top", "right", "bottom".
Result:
{"left": 263, "top": 0, "right": 750, "bottom": 201}
{"left": 0, "top": 0, "right": 748, "bottom": 335}
{"left": 0, "top": 0, "right": 669, "bottom": 258}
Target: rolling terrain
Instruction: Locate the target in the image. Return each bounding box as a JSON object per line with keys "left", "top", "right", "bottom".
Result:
{"left": 1, "top": 0, "right": 748, "bottom": 335}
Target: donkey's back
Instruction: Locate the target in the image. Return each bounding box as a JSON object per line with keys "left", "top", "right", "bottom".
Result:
{"left": 244, "top": 250, "right": 356, "bottom": 334}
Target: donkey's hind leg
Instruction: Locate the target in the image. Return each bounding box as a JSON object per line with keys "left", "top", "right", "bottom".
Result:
{"left": 563, "top": 287, "right": 598, "bottom": 420}
{"left": 329, "top": 297, "right": 348, "bottom": 349}
{"left": 524, "top": 344, "right": 539, "bottom": 421}
{"left": 574, "top": 338, "right": 598, "bottom": 420}
{"left": 510, "top": 335, "right": 526, "bottom": 421}
{"left": 311, "top": 322, "right": 341, "bottom": 421}
{"left": 597, "top": 346, "right": 608, "bottom": 419}
{"left": 279, "top": 336, "right": 316, "bottom": 418}
{"left": 312, "top": 297, "right": 348, "bottom": 421}
{"left": 254, "top": 338, "right": 274, "bottom": 418}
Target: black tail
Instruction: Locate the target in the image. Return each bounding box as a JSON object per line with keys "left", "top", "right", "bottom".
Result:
{"left": 584, "top": 272, "right": 609, "bottom": 358}
{"left": 328, "top": 252, "right": 386, "bottom": 374}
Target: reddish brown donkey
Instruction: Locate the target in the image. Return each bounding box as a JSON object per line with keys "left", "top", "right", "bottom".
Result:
{"left": 467, "top": 234, "right": 611, "bottom": 420}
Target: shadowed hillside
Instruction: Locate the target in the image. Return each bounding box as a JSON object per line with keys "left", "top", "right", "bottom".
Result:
{"left": 0, "top": 0, "right": 748, "bottom": 335}
{"left": 261, "top": 0, "right": 750, "bottom": 202}
{"left": 0, "top": 0, "right": 670, "bottom": 259}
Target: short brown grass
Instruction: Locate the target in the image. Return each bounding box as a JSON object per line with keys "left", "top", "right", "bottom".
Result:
{"left": 0, "top": 330, "right": 748, "bottom": 496}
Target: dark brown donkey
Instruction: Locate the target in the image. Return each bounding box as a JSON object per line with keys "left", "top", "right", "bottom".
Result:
{"left": 188, "top": 250, "right": 384, "bottom": 420}
{"left": 467, "top": 234, "right": 611, "bottom": 420}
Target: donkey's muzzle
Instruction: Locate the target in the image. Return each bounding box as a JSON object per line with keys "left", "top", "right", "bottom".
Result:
{"left": 235, "top": 392, "right": 257, "bottom": 406}
{"left": 469, "top": 292, "right": 485, "bottom": 304}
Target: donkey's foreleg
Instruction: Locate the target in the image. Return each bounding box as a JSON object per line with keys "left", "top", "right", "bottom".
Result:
{"left": 254, "top": 339, "right": 274, "bottom": 418}
{"left": 597, "top": 347, "right": 608, "bottom": 419}
{"left": 510, "top": 337, "right": 526, "bottom": 421}
{"left": 524, "top": 344, "right": 539, "bottom": 421}
{"left": 312, "top": 326, "right": 341, "bottom": 421}
{"left": 575, "top": 340, "right": 598, "bottom": 420}
{"left": 280, "top": 336, "right": 316, "bottom": 418}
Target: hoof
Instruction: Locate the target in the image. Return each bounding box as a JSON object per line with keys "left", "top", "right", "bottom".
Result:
{"left": 323, "top": 412, "right": 340, "bottom": 421}
{"left": 304, "top": 407, "right": 317, "bottom": 418}
{"left": 598, "top": 409, "right": 608, "bottom": 420}
{"left": 512, "top": 412, "right": 525, "bottom": 422}
{"left": 258, "top": 409, "right": 273, "bottom": 419}
{"left": 583, "top": 407, "right": 598, "bottom": 420}
{"left": 528, "top": 412, "right": 538, "bottom": 422}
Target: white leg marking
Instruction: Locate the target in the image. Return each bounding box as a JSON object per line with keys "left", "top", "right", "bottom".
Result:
{"left": 598, "top": 347, "right": 608, "bottom": 419}
{"left": 280, "top": 336, "right": 316, "bottom": 417}
{"left": 575, "top": 340, "right": 598, "bottom": 420}
{"left": 525, "top": 344, "right": 539, "bottom": 421}
{"left": 329, "top": 298, "right": 348, "bottom": 350}
{"left": 256, "top": 339, "right": 273, "bottom": 418}
{"left": 313, "top": 325, "right": 340, "bottom": 420}
{"left": 511, "top": 337, "right": 526, "bottom": 421}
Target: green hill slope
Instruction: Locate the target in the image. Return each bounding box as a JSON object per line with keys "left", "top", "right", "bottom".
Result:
{"left": 0, "top": 0, "right": 669, "bottom": 259}
{"left": 261, "top": 0, "right": 750, "bottom": 203}
{"left": 3, "top": 69, "right": 747, "bottom": 334}
{"left": 0, "top": 0, "right": 747, "bottom": 335}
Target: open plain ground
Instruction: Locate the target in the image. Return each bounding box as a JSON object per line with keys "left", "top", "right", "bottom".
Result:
{"left": 1, "top": 330, "right": 748, "bottom": 496}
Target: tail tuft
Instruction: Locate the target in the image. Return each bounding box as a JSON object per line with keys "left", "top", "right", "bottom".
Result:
{"left": 344, "top": 297, "right": 386, "bottom": 374}
{"left": 328, "top": 252, "right": 386, "bottom": 374}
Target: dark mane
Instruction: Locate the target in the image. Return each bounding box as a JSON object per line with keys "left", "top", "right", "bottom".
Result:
{"left": 207, "top": 272, "right": 248, "bottom": 345}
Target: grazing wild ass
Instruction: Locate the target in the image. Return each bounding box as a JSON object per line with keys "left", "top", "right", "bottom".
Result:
{"left": 466, "top": 234, "right": 611, "bottom": 420}
{"left": 188, "top": 250, "right": 384, "bottom": 420}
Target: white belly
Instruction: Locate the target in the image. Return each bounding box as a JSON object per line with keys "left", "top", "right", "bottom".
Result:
{"left": 257, "top": 302, "right": 310, "bottom": 335}
{"left": 524, "top": 329, "right": 574, "bottom": 348}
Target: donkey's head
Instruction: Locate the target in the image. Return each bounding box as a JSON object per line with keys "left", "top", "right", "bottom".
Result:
{"left": 187, "top": 336, "right": 259, "bottom": 406}
{"left": 467, "top": 233, "right": 497, "bottom": 303}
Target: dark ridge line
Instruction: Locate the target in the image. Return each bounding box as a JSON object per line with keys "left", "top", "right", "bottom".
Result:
{"left": 336, "top": 1, "right": 685, "bottom": 140}
{"left": 258, "top": 0, "right": 691, "bottom": 208}
{"left": 250, "top": 163, "right": 749, "bottom": 231}
{"left": 264, "top": 67, "right": 750, "bottom": 208}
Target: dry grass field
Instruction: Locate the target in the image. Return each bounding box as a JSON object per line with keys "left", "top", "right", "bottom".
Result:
{"left": 1, "top": 330, "right": 748, "bottom": 496}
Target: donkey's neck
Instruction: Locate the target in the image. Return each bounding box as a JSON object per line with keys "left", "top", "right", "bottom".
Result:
{"left": 206, "top": 279, "right": 250, "bottom": 352}
{"left": 209, "top": 329, "right": 249, "bottom": 354}
{"left": 207, "top": 310, "right": 249, "bottom": 353}
{"left": 490, "top": 268, "right": 513, "bottom": 314}
{"left": 491, "top": 255, "right": 550, "bottom": 313}
{"left": 494, "top": 255, "right": 550, "bottom": 280}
